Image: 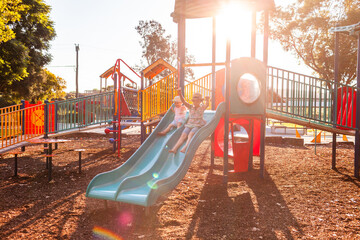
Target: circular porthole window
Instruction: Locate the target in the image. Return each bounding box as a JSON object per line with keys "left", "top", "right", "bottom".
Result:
{"left": 237, "top": 73, "right": 261, "bottom": 104}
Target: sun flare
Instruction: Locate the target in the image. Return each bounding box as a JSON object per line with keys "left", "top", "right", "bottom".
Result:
{"left": 217, "top": 1, "right": 252, "bottom": 39}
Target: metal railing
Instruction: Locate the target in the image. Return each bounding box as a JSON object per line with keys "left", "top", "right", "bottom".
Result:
{"left": 140, "top": 72, "right": 177, "bottom": 121}
{"left": 0, "top": 103, "right": 44, "bottom": 149}
{"left": 0, "top": 91, "right": 116, "bottom": 150}
{"left": 2, "top": 65, "right": 359, "bottom": 150}
{"left": 267, "top": 66, "right": 358, "bottom": 130}
{"left": 184, "top": 73, "right": 212, "bottom": 103}
{"left": 139, "top": 73, "right": 212, "bottom": 122}
{"left": 47, "top": 91, "right": 114, "bottom": 133}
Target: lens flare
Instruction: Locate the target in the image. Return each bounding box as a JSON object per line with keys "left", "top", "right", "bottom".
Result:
{"left": 116, "top": 211, "right": 133, "bottom": 228}
{"left": 152, "top": 172, "right": 159, "bottom": 178}
{"left": 92, "top": 226, "right": 123, "bottom": 240}
{"left": 147, "top": 180, "right": 158, "bottom": 189}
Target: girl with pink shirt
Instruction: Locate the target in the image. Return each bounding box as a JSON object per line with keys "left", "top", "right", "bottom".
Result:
{"left": 158, "top": 96, "right": 187, "bottom": 136}
{"left": 169, "top": 89, "right": 210, "bottom": 153}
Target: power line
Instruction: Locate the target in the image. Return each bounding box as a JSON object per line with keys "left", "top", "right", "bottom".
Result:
{"left": 47, "top": 65, "right": 75, "bottom": 68}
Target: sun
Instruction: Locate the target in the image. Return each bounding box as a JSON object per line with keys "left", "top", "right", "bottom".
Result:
{"left": 185, "top": 0, "right": 256, "bottom": 76}
{"left": 217, "top": 1, "right": 253, "bottom": 40}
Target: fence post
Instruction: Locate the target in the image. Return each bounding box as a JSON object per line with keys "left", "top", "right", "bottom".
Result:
{"left": 141, "top": 72, "right": 145, "bottom": 143}
{"left": 55, "top": 100, "right": 58, "bottom": 133}
{"left": 21, "top": 100, "right": 25, "bottom": 135}
{"left": 332, "top": 30, "right": 339, "bottom": 170}
{"left": 354, "top": 33, "right": 360, "bottom": 179}
{"left": 112, "top": 74, "right": 117, "bottom": 153}
{"left": 44, "top": 100, "right": 49, "bottom": 138}
{"left": 20, "top": 100, "right": 26, "bottom": 151}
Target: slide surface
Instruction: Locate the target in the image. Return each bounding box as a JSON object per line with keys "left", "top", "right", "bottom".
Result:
{"left": 86, "top": 102, "right": 225, "bottom": 207}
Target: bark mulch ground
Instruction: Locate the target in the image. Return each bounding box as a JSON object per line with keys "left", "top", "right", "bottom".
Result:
{"left": 0, "top": 132, "right": 359, "bottom": 239}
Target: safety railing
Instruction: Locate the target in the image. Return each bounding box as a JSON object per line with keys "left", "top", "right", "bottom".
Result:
{"left": 0, "top": 103, "right": 44, "bottom": 149}
{"left": 140, "top": 72, "right": 177, "bottom": 121}
{"left": 267, "top": 66, "right": 359, "bottom": 130}
{"left": 0, "top": 104, "right": 22, "bottom": 115}
{"left": 0, "top": 104, "right": 23, "bottom": 148}
{"left": 48, "top": 91, "right": 114, "bottom": 133}
{"left": 0, "top": 91, "right": 115, "bottom": 150}
{"left": 184, "top": 73, "right": 212, "bottom": 103}
{"left": 139, "top": 72, "right": 212, "bottom": 122}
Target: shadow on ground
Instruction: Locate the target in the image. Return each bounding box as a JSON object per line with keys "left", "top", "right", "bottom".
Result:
{"left": 184, "top": 167, "right": 303, "bottom": 239}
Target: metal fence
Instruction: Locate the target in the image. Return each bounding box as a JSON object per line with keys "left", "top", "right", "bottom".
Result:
{"left": 0, "top": 103, "right": 45, "bottom": 149}
{"left": 140, "top": 72, "right": 178, "bottom": 121}
{"left": 267, "top": 66, "right": 358, "bottom": 130}
{"left": 47, "top": 91, "right": 114, "bottom": 133}
{"left": 139, "top": 73, "right": 212, "bottom": 122}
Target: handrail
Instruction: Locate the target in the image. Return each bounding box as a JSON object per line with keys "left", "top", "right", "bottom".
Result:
{"left": 139, "top": 72, "right": 212, "bottom": 122}
{"left": 0, "top": 104, "right": 22, "bottom": 115}
{"left": 267, "top": 66, "right": 360, "bottom": 131}
{"left": 0, "top": 103, "right": 45, "bottom": 149}
{"left": 112, "top": 59, "right": 141, "bottom": 85}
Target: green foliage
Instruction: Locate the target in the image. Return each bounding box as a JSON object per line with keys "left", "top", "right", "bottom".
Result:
{"left": 271, "top": 0, "right": 360, "bottom": 85}
{"left": 0, "top": 0, "right": 65, "bottom": 102}
{"left": 0, "top": 0, "right": 25, "bottom": 43}
{"left": 135, "top": 20, "right": 195, "bottom": 80}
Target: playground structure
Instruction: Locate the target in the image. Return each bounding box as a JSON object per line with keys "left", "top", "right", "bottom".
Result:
{"left": 86, "top": 0, "right": 360, "bottom": 208}
{"left": 1, "top": 0, "right": 360, "bottom": 208}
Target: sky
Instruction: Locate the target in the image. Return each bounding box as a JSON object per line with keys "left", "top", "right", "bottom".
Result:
{"left": 44, "top": 0, "right": 312, "bottom": 93}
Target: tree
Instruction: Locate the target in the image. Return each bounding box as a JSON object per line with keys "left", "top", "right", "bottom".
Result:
{"left": 135, "top": 20, "right": 195, "bottom": 81}
{"left": 271, "top": 0, "right": 360, "bottom": 85}
{"left": 0, "top": 0, "right": 25, "bottom": 43}
{"left": 0, "top": 0, "right": 64, "bottom": 103}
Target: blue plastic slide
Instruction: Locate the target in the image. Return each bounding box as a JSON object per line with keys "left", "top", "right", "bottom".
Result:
{"left": 86, "top": 102, "right": 225, "bottom": 207}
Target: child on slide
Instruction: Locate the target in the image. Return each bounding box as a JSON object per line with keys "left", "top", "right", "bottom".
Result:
{"left": 169, "top": 89, "right": 210, "bottom": 153}
{"left": 158, "top": 96, "right": 187, "bottom": 136}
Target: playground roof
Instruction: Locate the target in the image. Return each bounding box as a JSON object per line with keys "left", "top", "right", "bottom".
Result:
{"left": 172, "top": 0, "right": 275, "bottom": 22}
{"left": 142, "top": 58, "right": 177, "bottom": 80}
{"left": 99, "top": 66, "right": 114, "bottom": 79}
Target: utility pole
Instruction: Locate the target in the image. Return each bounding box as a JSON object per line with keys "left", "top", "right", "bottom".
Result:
{"left": 75, "top": 44, "right": 80, "bottom": 98}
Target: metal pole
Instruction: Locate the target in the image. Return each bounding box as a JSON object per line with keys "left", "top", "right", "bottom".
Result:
{"left": 55, "top": 101, "right": 58, "bottom": 133}
{"left": 211, "top": 16, "right": 216, "bottom": 167}
{"left": 141, "top": 72, "right": 145, "bottom": 143}
{"left": 263, "top": 10, "right": 269, "bottom": 65}
{"left": 44, "top": 100, "right": 49, "bottom": 139}
{"left": 223, "top": 38, "right": 231, "bottom": 184}
{"left": 248, "top": 119, "right": 254, "bottom": 170}
{"left": 178, "top": 16, "right": 186, "bottom": 94}
{"left": 118, "top": 74, "right": 122, "bottom": 158}
{"left": 332, "top": 30, "right": 339, "bottom": 169}
{"left": 75, "top": 44, "right": 80, "bottom": 98}
{"left": 260, "top": 9, "right": 269, "bottom": 178}
{"left": 251, "top": 10, "right": 257, "bottom": 58}
{"left": 113, "top": 74, "right": 117, "bottom": 153}
{"left": 21, "top": 100, "right": 25, "bottom": 135}
{"left": 21, "top": 100, "right": 26, "bottom": 151}
{"left": 355, "top": 33, "right": 360, "bottom": 178}
{"left": 315, "top": 129, "right": 317, "bottom": 155}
